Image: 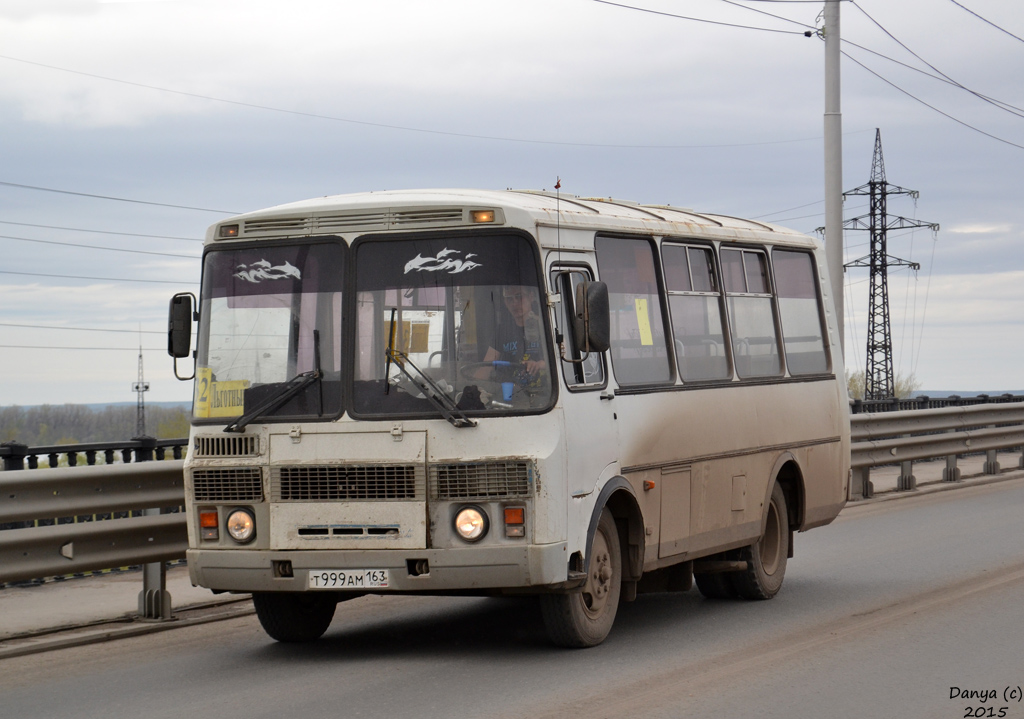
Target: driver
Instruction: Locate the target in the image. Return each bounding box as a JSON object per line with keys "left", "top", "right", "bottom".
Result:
{"left": 481, "top": 285, "right": 547, "bottom": 383}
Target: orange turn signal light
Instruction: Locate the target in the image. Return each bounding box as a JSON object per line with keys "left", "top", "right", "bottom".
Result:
{"left": 643, "top": 480, "right": 656, "bottom": 491}
{"left": 504, "top": 507, "right": 525, "bottom": 525}
{"left": 199, "top": 510, "right": 219, "bottom": 528}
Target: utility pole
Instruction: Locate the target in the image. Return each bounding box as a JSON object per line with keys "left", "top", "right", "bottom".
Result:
{"left": 132, "top": 343, "right": 150, "bottom": 436}
{"left": 843, "top": 129, "right": 939, "bottom": 400}
{"left": 823, "top": 0, "right": 844, "bottom": 357}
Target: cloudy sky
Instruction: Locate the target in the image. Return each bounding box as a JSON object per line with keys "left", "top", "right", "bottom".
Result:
{"left": 1, "top": 0, "right": 1021, "bottom": 407}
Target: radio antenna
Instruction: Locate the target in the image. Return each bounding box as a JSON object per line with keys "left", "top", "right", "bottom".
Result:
{"left": 555, "top": 177, "right": 562, "bottom": 265}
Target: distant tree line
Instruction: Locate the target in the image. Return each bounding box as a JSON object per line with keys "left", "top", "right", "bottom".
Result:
{"left": 846, "top": 370, "right": 922, "bottom": 400}
{"left": 0, "top": 404, "right": 190, "bottom": 446}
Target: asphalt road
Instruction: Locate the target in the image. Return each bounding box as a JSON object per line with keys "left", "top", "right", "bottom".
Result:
{"left": 3, "top": 477, "right": 1023, "bottom": 719}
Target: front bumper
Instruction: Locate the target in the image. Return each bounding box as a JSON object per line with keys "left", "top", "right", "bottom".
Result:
{"left": 188, "top": 541, "right": 568, "bottom": 593}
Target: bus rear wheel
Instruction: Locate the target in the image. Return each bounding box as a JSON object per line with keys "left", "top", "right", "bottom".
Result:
{"left": 540, "top": 509, "right": 622, "bottom": 648}
{"left": 733, "top": 482, "right": 789, "bottom": 600}
{"left": 253, "top": 592, "right": 338, "bottom": 642}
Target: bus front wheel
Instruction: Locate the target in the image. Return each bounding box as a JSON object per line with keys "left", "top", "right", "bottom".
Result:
{"left": 733, "top": 482, "right": 789, "bottom": 600}
{"left": 540, "top": 509, "right": 622, "bottom": 648}
{"left": 253, "top": 592, "right": 337, "bottom": 642}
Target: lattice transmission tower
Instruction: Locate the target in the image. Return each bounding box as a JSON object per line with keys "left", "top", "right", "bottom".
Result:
{"left": 843, "top": 129, "right": 938, "bottom": 400}
{"left": 132, "top": 342, "right": 150, "bottom": 437}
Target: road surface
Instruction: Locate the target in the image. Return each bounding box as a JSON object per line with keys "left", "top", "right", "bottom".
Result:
{"left": 2, "top": 477, "right": 1023, "bottom": 719}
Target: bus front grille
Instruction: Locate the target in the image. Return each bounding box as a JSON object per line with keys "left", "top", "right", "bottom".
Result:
{"left": 430, "top": 461, "right": 532, "bottom": 500}
{"left": 271, "top": 465, "right": 424, "bottom": 501}
{"left": 193, "top": 435, "right": 259, "bottom": 458}
{"left": 192, "top": 468, "right": 264, "bottom": 502}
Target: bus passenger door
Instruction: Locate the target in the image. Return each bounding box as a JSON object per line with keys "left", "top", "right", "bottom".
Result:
{"left": 549, "top": 262, "right": 619, "bottom": 499}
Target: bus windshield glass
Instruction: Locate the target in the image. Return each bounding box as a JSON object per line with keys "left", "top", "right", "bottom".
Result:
{"left": 193, "top": 240, "right": 344, "bottom": 422}
{"left": 352, "top": 234, "right": 553, "bottom": 417}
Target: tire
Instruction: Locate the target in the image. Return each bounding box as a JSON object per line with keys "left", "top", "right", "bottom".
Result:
{"left": 252, "top": 592, "right": 338, "bottom": 642}
{"left": 733, "top": 482, "right": 789, "bottom": 600}
{"left": 540, "top": 509, "right": 622, "bottom": 648}
{"left": 694, "top": 569, "right": 738, "bottom": 599}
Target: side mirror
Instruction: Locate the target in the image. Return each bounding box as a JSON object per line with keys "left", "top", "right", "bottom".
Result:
{"left": 168, "top": 293, "right": 197, "bottom": 381}
{"left": 168, "top": 293, "right": 194, "bottom": 358}
{"left": 573, "top": 281, "right": 610, "bottom": 354}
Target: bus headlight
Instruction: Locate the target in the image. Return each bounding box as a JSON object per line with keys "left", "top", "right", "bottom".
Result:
{"left": 454, "top": 506, "right": 488, "bottom": 542}
{"left": 226, "top": 508, "right": 256, "bottom": 543}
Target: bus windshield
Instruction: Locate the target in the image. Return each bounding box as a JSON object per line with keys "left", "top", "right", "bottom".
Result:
{"left": 352, "top": 233, "right": 554, "bottom": 418}
{"left": 193, "top": 240, "right": 344, "bottom": 422}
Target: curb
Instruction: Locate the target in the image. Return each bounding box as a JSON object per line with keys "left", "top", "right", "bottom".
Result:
{"left": 848, "top": 468, "right": 1024, "bottom": 506}
{"left": 0, "top": 596, "right": 254, "bottom": 660}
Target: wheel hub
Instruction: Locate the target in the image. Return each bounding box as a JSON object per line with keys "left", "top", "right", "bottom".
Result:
{"left": 582, "top": 532, "right": 613, "bottom": 616}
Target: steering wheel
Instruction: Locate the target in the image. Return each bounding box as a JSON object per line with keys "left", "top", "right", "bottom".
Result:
{"left": 458, "top": 360, "right": 526, "bottom": 383}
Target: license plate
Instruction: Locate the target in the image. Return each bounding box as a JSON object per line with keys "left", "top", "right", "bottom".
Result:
{"left": 308, "top": 569, "right": 390, "bottom": 590}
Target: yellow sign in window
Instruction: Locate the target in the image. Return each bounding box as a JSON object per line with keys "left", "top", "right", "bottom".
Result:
{"left": 195, "top": 367, "right": 250, "bottom": 418}
{"left": 635, "top": 298, "right": 654, "bottom": 346}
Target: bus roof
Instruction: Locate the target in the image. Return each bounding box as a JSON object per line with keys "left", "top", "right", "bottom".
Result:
{"left": 209, "top": 188, "right": 817, "bottom": 248}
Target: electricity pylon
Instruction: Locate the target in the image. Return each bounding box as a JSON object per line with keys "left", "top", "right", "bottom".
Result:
{"left": 843, "top": 129, "right": 939, "bottom": 400}
{"left": 132, "top": 343, "right": 150, "bottom": 436}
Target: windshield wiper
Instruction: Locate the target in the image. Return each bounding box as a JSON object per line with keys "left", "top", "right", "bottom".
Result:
{"left": 224, "top": 330, "right": 323, "bottom": 433}
{"left": 386, "top": 349, "right": 476, "bottom": 428}
{"left": 384, "top": 308, "right": 475, "bottom": 428}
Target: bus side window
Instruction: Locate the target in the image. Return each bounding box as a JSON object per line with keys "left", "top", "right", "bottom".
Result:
{"left": 721, "top": 248, "right": 782, "bottom": 378}
{"left": 594, "top": 236, "right": 672, "bottom": 386}
{"left": 772, "top": 249, "right": 830, "bottom": 375}
{"left": 662, "top": 243, "right": 731, "bottom": 381}
{"left": 550, "top": 267, "right": 605, "bottom": 387}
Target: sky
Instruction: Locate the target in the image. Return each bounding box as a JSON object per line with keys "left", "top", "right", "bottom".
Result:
{"left": 0, "top": 0, "right": 1021, "bottom": 407}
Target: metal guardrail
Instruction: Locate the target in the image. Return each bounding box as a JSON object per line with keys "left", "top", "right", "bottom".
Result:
{"left": 850, "top": 402, "right": 1024, "bottom": 498}
{"left": 0, "top": 437, "right": 189, "bottom": 620}
{"left": 0, "top": 436, "right": 186, "bottom": 471}
{"left": 850, "top": 392, "right": 1024, "bottom": 414}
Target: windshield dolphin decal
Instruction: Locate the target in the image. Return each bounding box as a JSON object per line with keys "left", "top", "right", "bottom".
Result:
{"left": 404, "top": 248, "right": 481, "bottom": 274}
{"left": 233, "top": 260, "right": 302, "bottom": 283}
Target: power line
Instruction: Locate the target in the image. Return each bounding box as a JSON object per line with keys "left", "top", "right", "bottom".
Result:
{"left": 842, "top": 52, "right": 1024, "bottom": 151}
{"left": 0, "top": 269, "right": 196, "bottom": 285}
{"left": 850, "top": 1, "right": 1024, "bottom": 119}
{"left": 714, "top": 0, "right": 816, "bottom": 30}
{"left": 768, "top": 211, "right": 827, "bottom": 223}
{"left": 590, "top": 0, "right": 809, "bottom": 35}
{"left": 0, "top": 322, "right": 164, "bottom": 334}
{"left": 0, "top": 180, "right": 238, "bottom": 214}
{"left": 0, "top": 220, "right": 203, "bottom": 242}
{"left": 753, "top": 198, "right": 869, "bottom": 220}
{"left": 841, "top": 39, "right": 1024, "bottom": 116}
{"left": 912, "top": 235, "right": 939, "bottom": 378}
{"left": 948, "top": 0, "right": 1024, "bottom": 44}
{"left": 0, "top": 234, "right": 201, "bottom": 258}
{"left": 0, "top": 53, "right": 835, "bottom": 150}
{"left": 752, "top": 198, "right": 822, "bottom": 219}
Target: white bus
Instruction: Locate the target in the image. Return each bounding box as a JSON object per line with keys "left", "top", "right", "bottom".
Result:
{"left": 168, "top": 188, "right": 849, "bottom": 647}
